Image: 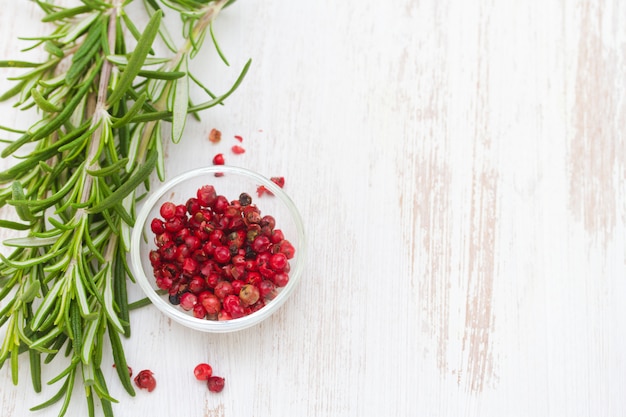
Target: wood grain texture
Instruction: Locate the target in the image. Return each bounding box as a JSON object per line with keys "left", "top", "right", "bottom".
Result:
{"left": 1, "top": 1, "right": 625, "bottom": 416}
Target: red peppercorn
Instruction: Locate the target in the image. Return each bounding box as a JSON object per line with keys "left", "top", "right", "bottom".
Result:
{"left": 273, "top": 272, "right": 289, "bottom": 287}
{"left": 193, "top": 303, "right": 207, "bottom": 318}
{"left": 258, "top": 265, "right": 276, "bottom": 280}
{"left": 156, "top": 275, "right": 173, "bottom": 290}
{"left": 260, "top": 215, "right": 275, "bottom": 229}
{"left": 250, "top": 298, "right": 266, "bottom": 312}
{"left": 213, "top": 246, "right": 231, "bottom": 264}
{"left": 160, "top": 242, "right": 177, "bottom": 261}
{"left": 231, "top": 145, "right": 245, "bottom": 154}
{"left": 256, "top": 252, "right": 270, "bottom": 267}
{"left": 212, "top": 153, "right": 225, "bottom": 165}
{"left": 270, "top": 229, "right": 284, "bottom": 244}
{"left": 184, "top": 235, "right": 201, "bottom": 251}
{"left": 214, "top": 281, "right": 234, "bottom": 300}
{"left": 245, "top": 272, "right": 261, "bottom": 287}
{"left": 150, "top": 218, "right": 165, "bottom": 234}
{"left": 175, "top": 204, "right": 187, "bottom": 218}
{"left": 256, "top": 185, "right": 271, "bottom": 197}
{"left": 213, "top": 195, "right": 229, "bottom": 213}
{"left": 165, "top": 217, "right": 184, "bottom": 233}
{"left": 155, "top": 232, "right": 172, "bottom": 247}
{"left": 218, "top": 311, "right": 232, "bottom": 321}
{"left": 231, "top": 279, "right": 245, "bottom": 294}
{"left": 134, "top": 370, "right": 156, "bottom": 392}
{"left": 205, "top": 272, "right": 220, "bottom": 289}
{"left": 149, "top": 250, "right": 161, "bottom": 266}
{"left": 188, "top": 275, "right": 206, "bottom": 294}
{"left": 239, "top": 284, "right": 260, "bottom": 306}
{"left": 222, "top": 294, "right": 241, "bottom": 313}
{"left": 207, "top": 376, "right": 225, "bottom": 393}
{"left": 182, "top": 257, "right": 198, "bottom": 274}
{"left": 269, "top": 253, "right": 288, "bottom": 271}
{"left": 278, "top": 240, "right": 296, "bottom": 259}
{"left": 229, "top": 304, "right": 246, "bottom": 319}
{"left": 258, "top": 280, "right": 276, "bottom": 299}
{"left": 270, "top": 177, "right": 285, "bottom": 188}
{"left": 174, "top": 227, "right": 190, "bottom": 244}
{"left": 179, "top": 292, "right": 197, "bottom": 311}
{"left": 243, "top": 209, "right": 262, "bottom": 225}
{"left": 160, "top": 202, "right": 176, "bottom": 219}
{"left": 199, "top": 292, "right": 221, "bottom": 315}
{"left": 252, "top": 235, "right": 271, "bottom": 253}
{"left": 197, "top": 185, "right": 217, "bottom": 207}
{"left": 208, "top": 128, "right": 222, "bottom": 143}
{"left": 194, "top": 363, "right": 213, "bottom": 381}
{"left": 186, "top": 198, "right": 201, "bottom": 215}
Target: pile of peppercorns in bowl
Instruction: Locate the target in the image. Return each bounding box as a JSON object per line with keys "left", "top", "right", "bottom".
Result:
{"left": 130, "top": 165, "right": 306, "bottom": 332}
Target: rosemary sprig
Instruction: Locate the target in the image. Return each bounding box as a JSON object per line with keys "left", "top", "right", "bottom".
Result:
{"left": 0, "top": 1, "right": 248, "bottom": 416}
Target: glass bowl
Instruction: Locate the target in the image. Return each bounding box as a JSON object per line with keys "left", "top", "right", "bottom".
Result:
{"left": 130, "top": 165, "right": 306, "bottom": 332}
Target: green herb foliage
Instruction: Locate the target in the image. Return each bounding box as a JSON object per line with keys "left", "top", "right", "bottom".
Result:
{"left": 0, "top": 1, "right": 249, "bottom": 416}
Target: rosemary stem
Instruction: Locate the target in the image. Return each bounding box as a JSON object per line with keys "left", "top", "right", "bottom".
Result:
{"left": 81, "top": 0, "right": 121, "bottom": 204}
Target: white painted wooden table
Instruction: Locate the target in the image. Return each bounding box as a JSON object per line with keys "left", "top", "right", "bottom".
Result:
{"left": 1, "top": 1, "right": 625, "bottom": 416}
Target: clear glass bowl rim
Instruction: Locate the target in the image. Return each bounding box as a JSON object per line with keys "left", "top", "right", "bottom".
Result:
{"left": 130, "top": 165, "right": 306, "bottom": 333}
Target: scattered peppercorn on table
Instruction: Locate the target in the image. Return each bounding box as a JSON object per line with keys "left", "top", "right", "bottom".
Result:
{"left": 1, "top": 1, "right": 625, "bottom": 416}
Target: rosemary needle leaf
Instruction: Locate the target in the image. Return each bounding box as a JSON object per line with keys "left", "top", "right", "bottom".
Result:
{"left": 106, "top": 10, "right": 163, "bottom": 106}
{"left": 30, "top": 280, "right": 64, "bottom": 331}
{"left": 29, "top": 326, "right": 63, "bottom": 352}
{"left": 154, "top": 120, "right": 165, "bottom": 180}
{"left": 0, "top": 124, "right": 25, "bottom": 133}
{"left": 11, "top": 345, "right": 19, "bottom": 385}
{"left": 0, "top": 220, "right": 32, "bottom": 231}
{"left": 29, "top": 350, "right": 42, "bottom": 393}
{"left": 43, "top": 41, "right": 64, "bottom": 58}
{"left": 41, "top": 5, "right": 92, "bottom": 22}
{"left": 138, "top": 69, "right": 186, "bottom": 80}
{"left": 189, "top": 58, "right": 251, "bottom": 112}
{"left": 127, "top": 297, "right": 153, "bottom": 310}
{"left": 88, "top": 150, "right": 157, "bottom": 214}
{"left": 107, "top": 321, "right": 135, "bottom": 395}
{"left": 171, "top": 57, "right": 189, "bottom": 143}
{"left": 10, "top": 182, "right": 37, "bottom": 222}
{"left": 120, "top": 12, "right": 156, "bottom": 56}
{"left": 103, "top": 265, "right": 124, "bottom": 333}
{"left": 29, "top": 372, "right": 72, "bottom": 411}
{"left": 106, "top": 55, "right": 170, "bottom": 66}
{"left": 58, "top": 366, "right": 77, "bottom": 417}
{"left": 43, "top": 334, "right": 67, "bottom": 365}
{"left": 8, "top": 248, "right": 66, "bottom": 271}
{"left": 3, "top": 236, "right": 58, "bottom": 248}
{"left": 30, "top": 88, "right": 61, "bottom": 113}
{"left": 60, "top": 12, "right": 101, "bottom": 44}
{"left": 73, "top": 266, "right": 92, "bottom": 319}
{"left": 86, "top": 158, "right": 128, "bottom": 177}
{"left": 20, "top": 280, "right": 41, "bottom": 303}
{"left": 210, "top": 22, "right": 230, "bottom": 66}
{"left": 81, "top": 318, "right": 100, "bottom": 364}
{"left": 144, "top": 0, "right": 161, "bottom": 12}
{"left": 110, "top": 93, "right": 146, "bottom": 128}
{"left": 2, "top": 65, "right": 99, "bottom": 157}
{"left": 0, "top": 80, "right": 27, "bottom": 102}
{"left": 0, "top": 60, "right": 41, "bottom": 68}
{"left": 95, "top": 368, "right": 116, "bottom": 417}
